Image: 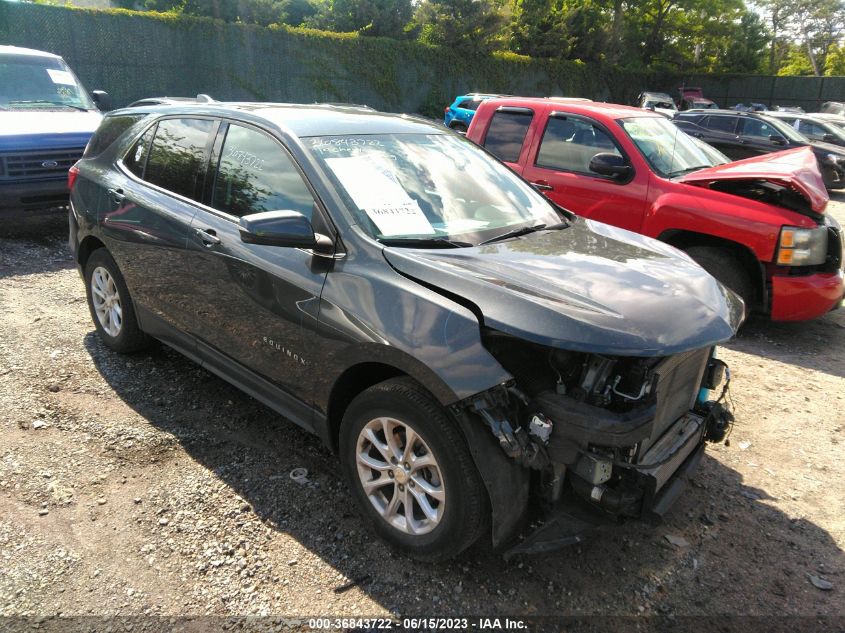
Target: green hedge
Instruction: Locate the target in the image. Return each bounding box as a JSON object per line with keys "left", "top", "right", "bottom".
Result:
{"left": 0, "top": 2, "right": 839, "bottom": 115}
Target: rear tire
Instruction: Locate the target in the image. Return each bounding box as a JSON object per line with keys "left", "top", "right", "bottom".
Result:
{"left": 84, "top": 248, "right": 150, "bottom": 353}
{"left": 339, "top": 377, "right": 488, "bottom": 561}
{"left": 684, "top": 246, "right": 755, "bottom": 311}
{"left": 450, "top": 122, "right": 468, "bottom": 134}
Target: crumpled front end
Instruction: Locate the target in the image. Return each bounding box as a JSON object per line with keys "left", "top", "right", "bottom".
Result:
{"left": 456, "top": 329, "right": 733, "bottom": 555}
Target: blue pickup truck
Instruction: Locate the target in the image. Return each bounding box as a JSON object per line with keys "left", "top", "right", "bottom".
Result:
{"left": 1, "top": 45, "right": 109, "bottom": 214}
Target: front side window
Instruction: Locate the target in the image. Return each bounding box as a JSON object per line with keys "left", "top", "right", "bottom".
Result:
{"left": 307, "top": 133, "right": 560, "bottom": 243}
{"left": 536, "top": 116, "right": 621, "bottom": 174}
{"left": 212, "top": 124, "right": 315, "bottom": 219}
{"left": 619, "top": 116, "right": 720, "bottom": 178}
{"left": 483, "top": 110, "right": 533, "bottom": 163}
{"left": 0, "top": 53, "right": 95, "bottom": 110}
{"left": 144, "top": 118, "right": 214, "bottom": 200}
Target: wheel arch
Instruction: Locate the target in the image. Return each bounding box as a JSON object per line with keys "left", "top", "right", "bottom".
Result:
{"left": 77, "top": 235, "right": 107, "bottom": 269}
{"left": 658, "top": 228, "right": 766, "bottom": 307}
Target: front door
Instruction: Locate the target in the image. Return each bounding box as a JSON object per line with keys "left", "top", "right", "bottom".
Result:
{"left": 183, "top": 121, "right": 331, "bottom": 408}
{"left": 521, "top": 113, "right": 648, "bottom": 232}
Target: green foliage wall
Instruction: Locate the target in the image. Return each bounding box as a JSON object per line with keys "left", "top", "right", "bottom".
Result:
{"left": 0, "top": 1, "right": 840, "bottom": 116}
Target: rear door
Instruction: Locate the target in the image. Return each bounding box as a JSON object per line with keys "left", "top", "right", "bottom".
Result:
{"left": 183, "top": 120, "right": 331, "bottom": 415}
{"left": 520, "top": 112, "right": 648, "bottom": 232}
{"left": 104, "top": 116, "right": 216, "bottom": 349}
{"left": 479, "top": 106, "right": 538, "bottom": 174}
{"left": 697, "top": 114, "right": 746, "bottom": 159}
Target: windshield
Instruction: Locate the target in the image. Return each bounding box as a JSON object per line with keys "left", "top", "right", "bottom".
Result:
{"left": 761, "top": 115, "right": 808, "bottom": 143}
{"left": 645, "top": 98, "right": 676, "bottom": 110}
{"left": 618, "top": 116, "right": 722, "bottom": 177}
{"left": 0, "top": 54, "right": 95, "bottom": 110}
{"left": 306, "top": 133, "right": 562, "bottom": 244}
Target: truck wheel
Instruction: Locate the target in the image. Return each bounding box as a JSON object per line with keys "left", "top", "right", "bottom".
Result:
{"left": 84, "top": 249, "right": 150, "bottom": 353}
{"left": 684, "top": 246, "right": 755, "bottom": 311}
{"left": 339, "top": 378, "right": 488, "bottom": 561}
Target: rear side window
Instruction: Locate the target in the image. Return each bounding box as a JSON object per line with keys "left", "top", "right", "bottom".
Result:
{"left": 740, "top": 118, "right": 779, "bottom": 139}
{"left": 536, "top": 116, "right": 620, "bottom": 174}
{"left": 483, "top": 110, "right": 533, "bottom": 163}
{"left": 459, "top": 99, "right": 482, "bottom": 111}
{"left": 84, "top": 115, "right": 143, "bottom": 157}
{"left": 703, "top": 116, "right": 738, "bottom": 134}
{"left": 123, "top": 126, "right": 155, "bottom": 179}
{"left": 211, "top": 124, "right": 315, "bottom": 219}
{"left": 144, "top": 118, "right": 214, "bottom": 200}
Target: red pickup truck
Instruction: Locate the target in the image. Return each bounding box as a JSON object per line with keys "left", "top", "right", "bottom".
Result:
{"left": 466, "top": 98, "right": 845, "bottom": 321}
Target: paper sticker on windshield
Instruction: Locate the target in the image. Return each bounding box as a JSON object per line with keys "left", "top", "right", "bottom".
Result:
{"left": 364, "top": 201, "right": 434, "bottom": 236}
{"left": 46, "top": 69, "right": 76, "bottom": 86}
{"left": 325, "top": 156, "right": 413, "bottom": 208}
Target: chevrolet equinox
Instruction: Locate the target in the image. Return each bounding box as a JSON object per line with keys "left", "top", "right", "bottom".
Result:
{"left": 69, "top": 102, "right": 743, "bottom": 560}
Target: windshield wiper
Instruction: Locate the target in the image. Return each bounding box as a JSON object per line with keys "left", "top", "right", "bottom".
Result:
{"left": 477, "top": 222, "right": 570, "bottom": 246}
{"left": 8, "top": 100, "right": 89, "bottom": 112}
{"left": 669, "top": 165, "right": 712, "bottom": 177}
{"left": 378, "top": 237, "right": 473, "bottom": 248}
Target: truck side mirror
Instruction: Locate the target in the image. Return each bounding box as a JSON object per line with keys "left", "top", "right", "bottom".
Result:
{"left": 92, "top": 90, "right": 111, "bottom": 112}
{"left": 589, "top": 153, "right": 632, "bottom": 180}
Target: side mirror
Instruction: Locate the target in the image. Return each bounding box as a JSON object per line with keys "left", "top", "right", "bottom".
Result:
{"left": 769, "top": 135, "right": 786, "bottom": 145}
{"left": 91, "top": 90, "right": 111, "bottom": 111}
{"left": 589, "top": 153, "right": 632, "bottom": 180}
{"left": 823, "top": 133, "right": 837, "bottom": 143}
{"left": 239, "top": 210, "right": 333, "bottom": 252}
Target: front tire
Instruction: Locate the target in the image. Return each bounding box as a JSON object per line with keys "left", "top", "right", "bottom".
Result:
{"left": 684, "top": 245, "right": 755, "bottom": 312}
{"left": 84, "top": 248, "right": 150, "bottom": 353}
{"left": 339, "top": 378, "right": 488, "bottom": 561}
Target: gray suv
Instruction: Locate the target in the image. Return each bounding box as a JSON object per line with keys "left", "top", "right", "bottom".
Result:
{"left": 69, "top": 102, "right": 742, "bottom": 560}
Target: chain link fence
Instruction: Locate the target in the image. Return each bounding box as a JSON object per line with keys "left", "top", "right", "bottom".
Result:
{"left": 0, "top": 1, "right": 839, "bottom": 116}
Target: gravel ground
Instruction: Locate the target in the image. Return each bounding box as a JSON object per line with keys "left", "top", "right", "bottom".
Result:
{"left": 0, "top": 198, "right": 843, "bottom": 627}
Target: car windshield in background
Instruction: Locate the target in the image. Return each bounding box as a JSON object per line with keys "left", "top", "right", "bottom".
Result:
{"left": 0, "top": 54, "right": 94, "bottom": 111}
{"left": 618, "top": 116, "right": 719, "bottom": 177}
{"left": 646, "top": 100, "right": 676, "bottom": 110}
{"left": 762, "top": 115, "right": 808, "bottom": 143}
{"left": 307, "top": 134, "right": 561, "bottom": 245}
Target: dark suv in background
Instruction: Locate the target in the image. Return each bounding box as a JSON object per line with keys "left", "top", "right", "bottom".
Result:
{"left": 674, "top": 109, "right": 845, "bottom": 189}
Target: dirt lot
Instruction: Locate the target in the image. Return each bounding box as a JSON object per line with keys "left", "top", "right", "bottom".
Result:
{"left": 1, "top": 199, "right": 844, "bottom": 628}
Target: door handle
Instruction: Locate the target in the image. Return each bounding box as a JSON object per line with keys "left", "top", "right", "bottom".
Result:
{"left": 107, "top": 188, "right": 125, "bottom": 205}
{"left": 195, "top": 227, "right": 221, "bottom": 247}
{"left": 531, "top": 181, "right": 554, "bottom": 191}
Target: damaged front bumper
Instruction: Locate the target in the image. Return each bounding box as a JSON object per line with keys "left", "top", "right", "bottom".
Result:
{"left": 455, "top": 344, "right": 733, "bottom": 556}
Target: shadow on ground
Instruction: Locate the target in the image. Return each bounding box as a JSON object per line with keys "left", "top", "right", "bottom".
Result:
{"left": 729, "top": 309, "right": 845, "bottom": 379}
{"left": 0, "top": 211, "right": 74, "bottom": 279}
{"left": 82, "top": 332, "right": 844, "bottom": 618}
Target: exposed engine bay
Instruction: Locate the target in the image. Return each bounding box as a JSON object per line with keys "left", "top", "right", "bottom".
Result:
{"left": 455, "top": 327, "right": 733, "bottom": 551}
{"left": 708, "top": 178, "right": 819, "bottom": 218}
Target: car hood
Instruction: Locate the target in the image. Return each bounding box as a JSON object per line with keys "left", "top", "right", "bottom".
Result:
{"left": 0, "top": 110, "right": 101, "bottom": 149}
{"left": 677, "top": 147, "right": 828, "bottom": 214}
{"left": 383, "top": 219, "right": 744, "bottom": 357}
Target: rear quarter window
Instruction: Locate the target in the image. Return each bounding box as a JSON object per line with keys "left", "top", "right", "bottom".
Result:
{"left": 483, "top": 110, "right": 534, "bottom": 163}
{"left": 84, "top": 115, "right": 144, "bottom": 157}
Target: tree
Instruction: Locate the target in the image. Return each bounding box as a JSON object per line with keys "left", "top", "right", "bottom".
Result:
{"left": 761, "top": 0, "right": 845, "bottom": 76}
{"left": 307, "top": 0, "right": 413, "bottom": 37}
{"left": 719, "top": 10, "right": 770, "bottom": 72}
{"left": 415, "top": 0, "right": 508, "bottom": 54}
